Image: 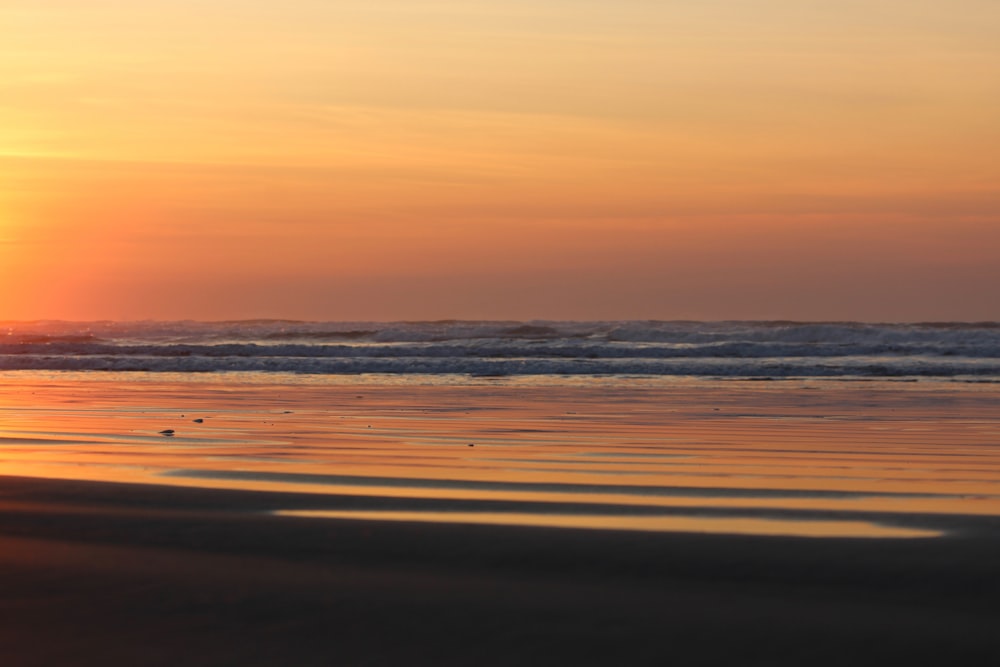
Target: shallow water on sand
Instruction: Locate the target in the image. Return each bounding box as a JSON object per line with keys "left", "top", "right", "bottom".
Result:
{"left": 2, "top": 372, "right": 999, "bottom": 538}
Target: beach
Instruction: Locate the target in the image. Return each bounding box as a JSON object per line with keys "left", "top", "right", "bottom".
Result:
{"left": 2, "top": 373, "right": 1000, "bottom": 665}
{"left": 3, "top": 475, "right": 1000, "bottom": 666}
{"left": 7, "top": 0, "right": 999, "bottom": 658}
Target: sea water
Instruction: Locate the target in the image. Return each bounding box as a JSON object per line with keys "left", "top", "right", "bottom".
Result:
{"left": 3, "top": 320, "right": 999, "bottom": 538}
{"left": 3, "top": 320, "right": 1000, "bottom": 380}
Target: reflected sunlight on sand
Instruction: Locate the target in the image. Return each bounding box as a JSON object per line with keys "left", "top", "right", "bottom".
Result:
{"left": 3, "top": 374, "right": 1000, "bottom": 539}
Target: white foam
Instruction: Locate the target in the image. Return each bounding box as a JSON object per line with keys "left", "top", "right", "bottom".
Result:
{"left": 2, "top": 320, "right": 999, "bottom": 379}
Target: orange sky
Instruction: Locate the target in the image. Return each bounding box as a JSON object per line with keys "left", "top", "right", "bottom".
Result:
{"left": 2, "top": 1, "right": 998, "bottom": 321}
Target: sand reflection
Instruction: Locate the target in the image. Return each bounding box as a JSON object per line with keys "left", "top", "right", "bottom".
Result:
{"left": 276, "top": 509, "right": 942, "bottom": 538}
{"left": 2, "top": 374, "right": 1000, "bottom": 538}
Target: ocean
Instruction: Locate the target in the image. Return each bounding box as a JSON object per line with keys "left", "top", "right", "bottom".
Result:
{"left": 3, "top": 319, "right": 1000, "bottom": 380}
{"left": 4, "top": 318, "right": 1000, "bottom": 541}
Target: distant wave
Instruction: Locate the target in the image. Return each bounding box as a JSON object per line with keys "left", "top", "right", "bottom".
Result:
{"left": 2, "top": 320, "right": 999, "bottom": 379}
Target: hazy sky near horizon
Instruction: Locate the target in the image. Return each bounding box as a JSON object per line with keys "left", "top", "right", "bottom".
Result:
{"left": 2, "top": 1, "right": 999, "bottom": 321}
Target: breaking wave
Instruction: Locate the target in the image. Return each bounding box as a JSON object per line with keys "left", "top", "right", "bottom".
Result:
{"left": 2, "top": 320, "right": 998, "bottom": 379}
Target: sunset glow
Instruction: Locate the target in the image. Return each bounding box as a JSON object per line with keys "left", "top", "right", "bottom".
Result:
{"left": 2, "top": 0, "right": 998, "bottom": 320}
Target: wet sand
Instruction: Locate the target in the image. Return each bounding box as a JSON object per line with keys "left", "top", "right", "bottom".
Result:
{"left": 2, "top": 375, "right": 1000, "bottom": 664}
{"left": 1, "top": 475, "right": 999, "bottom": 666}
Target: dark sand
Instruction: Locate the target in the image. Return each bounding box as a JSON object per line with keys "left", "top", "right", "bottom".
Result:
{"left": 2, "top": 475, "right": 999, "bottom": 666}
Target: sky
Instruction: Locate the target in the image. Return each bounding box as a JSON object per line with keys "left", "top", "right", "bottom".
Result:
{"left": 1, "top": 0, "right": 998, "bottom": 321}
